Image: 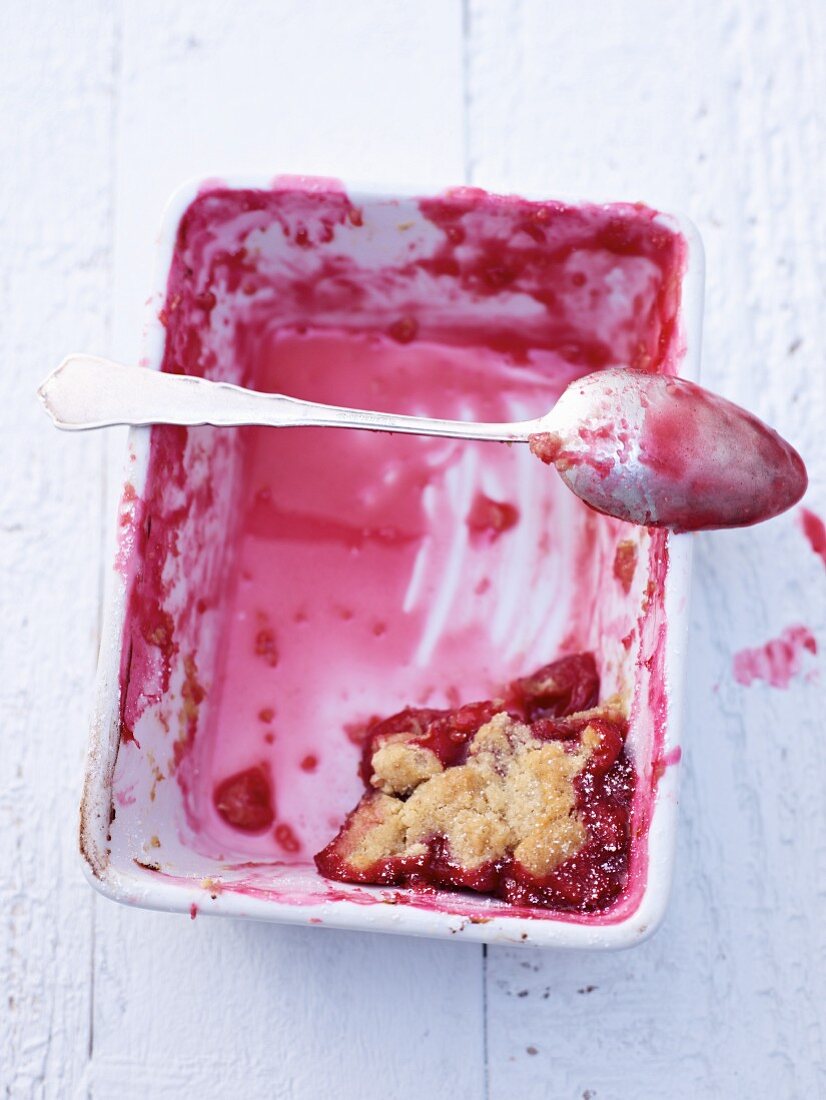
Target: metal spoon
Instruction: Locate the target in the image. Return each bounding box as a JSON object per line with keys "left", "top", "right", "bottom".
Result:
{"left": 38, "top": 354, "right": 807, "bottom": 532}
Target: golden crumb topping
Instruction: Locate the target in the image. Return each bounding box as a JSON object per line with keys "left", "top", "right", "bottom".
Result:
{"left": 370, "top": 740, "right": 444, "bottom": 795}
{"left": 348, "top": 712, "right": 599, "bottom": 876}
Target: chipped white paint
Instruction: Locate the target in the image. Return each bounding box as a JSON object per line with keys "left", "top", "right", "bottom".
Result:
{"left": 1, "top": 0, "right": 823, "bottom": 1097}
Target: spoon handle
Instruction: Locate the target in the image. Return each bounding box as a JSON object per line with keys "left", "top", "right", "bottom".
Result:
{"left": 38, "top": 355, "right": 542, "bottom": 443}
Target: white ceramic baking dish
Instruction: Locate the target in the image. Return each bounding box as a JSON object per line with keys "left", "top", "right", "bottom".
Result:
{"left": 80, "top": 177, "right": 703, "bottom": 948}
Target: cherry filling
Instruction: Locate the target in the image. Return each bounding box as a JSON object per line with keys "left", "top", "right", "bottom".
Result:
{"left": 213, "top": 764, "right": 275, "bottom": 833}
{"left": 504, "top": 652, "right": 600, "bottom": 721}
{"left": 315, "top": 653, "right": 635, "bottom": 911}
{"left": 356, "top": 700, "right": 498, "bottom": 786}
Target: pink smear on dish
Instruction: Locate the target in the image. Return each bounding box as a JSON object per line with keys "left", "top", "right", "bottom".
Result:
{"left": 733, "top": 625, "right": 818, "bottom": 689}
{"left": 113, "top": 181, "right": 687, "bottom": 922}
{"left": 800, "top": 508, "right": 826, "bottom": 569}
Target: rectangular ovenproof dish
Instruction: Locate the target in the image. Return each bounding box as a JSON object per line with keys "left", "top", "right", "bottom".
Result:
{"left": 81, "top": 176, "right": 703, "bottom": 947}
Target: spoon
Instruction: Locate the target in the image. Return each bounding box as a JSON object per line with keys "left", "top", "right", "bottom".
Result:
{"left": 38, "top": 354, "right": 807, "bottom": 532}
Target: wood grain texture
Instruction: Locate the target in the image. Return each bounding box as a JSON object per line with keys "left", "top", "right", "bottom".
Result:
{"left": 469, "top": 1, "right": 825, "bottom": 1096}
{"left": 1, "top": 0, "right": 823, "bottom": 1096}
{"left": 91, "top": 915, "right": 484, "bottom": 1099}
{"left": 0, "top": 1, "right": 116, "bottom": 1094}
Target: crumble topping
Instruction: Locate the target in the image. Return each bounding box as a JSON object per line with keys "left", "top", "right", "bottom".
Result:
{"left": 345, "top": 712, "right": 601, "bottom": 877}
{"left": 315, "top": 653, "right": 635, "bottom": 911}
{"left": 370, "top": 738, "right": 444, "bottom": 795}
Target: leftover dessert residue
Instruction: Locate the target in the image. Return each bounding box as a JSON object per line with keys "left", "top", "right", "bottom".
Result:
{"left": 213, "top": 764, "right": 275, "bottom": 832}
{"left": 315, "top": 653, "right": 634, "bottom": 911}
{"left": 111, "top": 181, "right": 685, "bottom": 922}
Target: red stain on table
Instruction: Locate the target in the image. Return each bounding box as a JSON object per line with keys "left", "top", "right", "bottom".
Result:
{"left": 733, "top": 626, "right": 818, "bottom": 689}
{"left": 800, "top": 508, "right": 826, "bottom": 568}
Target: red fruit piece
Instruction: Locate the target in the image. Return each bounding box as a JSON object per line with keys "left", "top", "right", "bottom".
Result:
{"left": 531, "top": 715, "right": 625, "bottom": 774}
{"left": 274, "top": 822, "right": 302, "bottom": 853}
{"left": 529, "top": 716, "right": 584, "bottom": 742}
{"left": 423, "top": 835, "right": 501, "bottom": 894}
{"left": 358, "top": 707, "right": 444, "bottom": 785}
{"left": 465, "top": 493, "right": 520, "bottom": 540}
{"left": 579, "top": 799, "right": 628, "bottom": 852}
{"left": 506, "top": 653, "right": 600, "bottom": 721}
{"left": 359, "top": 700, "right": 497, "bottom": 786}
{"left": 213, "top": 765, "right": 275, "bottom": 833}
{"left": 315, "top": 791, "right": 422, "bottom": 885}
{"left": 582, "top": 719, "right": 625, "bottom": 775}
{"left": 388, "top": 315, "right": 418, "bottom": 344}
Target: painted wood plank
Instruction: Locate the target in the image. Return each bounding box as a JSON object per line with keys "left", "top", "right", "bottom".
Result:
{"left": 92, "top": 914, "right": 484, "bottom": 1099}
{"left": 0, "top": 1, "right": 117, "bottom": 1094}
{"left": 466, "top": 0, "right": 825, "bottom": 1095}
{"left": 90, "top": 3, "right": 481, "bottom": 1098}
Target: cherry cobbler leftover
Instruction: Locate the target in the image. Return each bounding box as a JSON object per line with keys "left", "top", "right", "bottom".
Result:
{"left": 315, "top": 654, "right": 634, "bottom": 911}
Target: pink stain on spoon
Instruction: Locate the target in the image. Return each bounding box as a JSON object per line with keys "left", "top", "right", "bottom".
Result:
{"left": 732, "top": 626, "right": 818, "bottom": 688}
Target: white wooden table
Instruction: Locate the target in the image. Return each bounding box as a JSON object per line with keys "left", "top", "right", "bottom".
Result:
{"left": 2, "top": 2, "right": 824, "bottom": 1095}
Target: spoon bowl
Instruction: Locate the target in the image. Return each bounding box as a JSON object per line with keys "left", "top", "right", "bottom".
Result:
{"left": 529, "top": 369, "right": 808, "bottom": 531}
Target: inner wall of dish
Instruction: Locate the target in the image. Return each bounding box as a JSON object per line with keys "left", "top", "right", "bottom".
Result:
{"left": 113, "top": 184, "right": 684, "bottom": 892}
